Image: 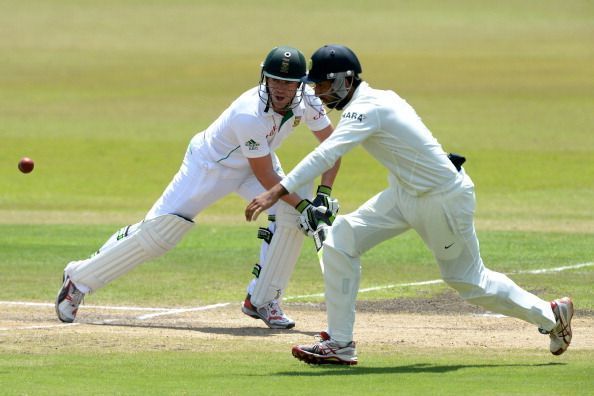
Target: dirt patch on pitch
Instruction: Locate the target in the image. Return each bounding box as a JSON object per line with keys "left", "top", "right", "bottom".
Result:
{"left": 2, "top": 296, "right": 593, "bottom": 355}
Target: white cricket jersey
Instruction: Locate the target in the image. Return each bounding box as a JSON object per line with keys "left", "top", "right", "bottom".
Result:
{"left": 198, "top": 85, "right": 330, "bottom": 169}
{"left": 282, "top": 82, "right": 463, "bottom": 196}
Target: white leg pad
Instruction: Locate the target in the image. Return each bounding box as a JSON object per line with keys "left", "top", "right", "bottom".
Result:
{"left": 250, "top": 201, "right": 304, "bottom": 307}
{"left": 67, "top": 214, "right": 194, "bottom": 291}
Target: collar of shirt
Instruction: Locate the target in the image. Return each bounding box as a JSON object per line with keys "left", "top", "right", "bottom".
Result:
{"left": 342, "top": 81, "right": 369, "bottom": 111}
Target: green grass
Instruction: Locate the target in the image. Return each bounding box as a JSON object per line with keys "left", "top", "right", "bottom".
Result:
{"left": 2, "top": 0, "right": 593, "bottom": 219}
{"left": 1, "top": 224, "right": 592, "bottom": 307}
{"left": 2, "top": 348, "right": 592, "bottom": 395}
{"left": 1, "top": 0, "right": 593, "bottom": 394}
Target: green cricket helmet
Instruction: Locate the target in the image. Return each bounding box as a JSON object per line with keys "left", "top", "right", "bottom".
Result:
{"left": 259, "top": 46, "right": 307, "bottom": 111}
{"left": 261, "top": 46, "right": 307, "bottom": 82}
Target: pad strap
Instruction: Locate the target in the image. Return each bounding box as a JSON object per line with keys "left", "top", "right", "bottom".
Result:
{"left": 257, "top": 227, "right": 273, "bottom": 244}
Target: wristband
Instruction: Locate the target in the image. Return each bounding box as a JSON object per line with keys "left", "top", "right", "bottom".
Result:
{"left": 316, "top": 185, "right": 332, "bottom": 196}
{"left": 295, "top": 199, "right": 312, "bottom": 213}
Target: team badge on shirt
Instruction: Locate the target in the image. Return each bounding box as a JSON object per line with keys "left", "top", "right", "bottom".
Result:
{"left": 292, "top": 116, "right": 302, "bottom": 127}
{"left": 245, "top": 139, "right": 260, "bottom": 151}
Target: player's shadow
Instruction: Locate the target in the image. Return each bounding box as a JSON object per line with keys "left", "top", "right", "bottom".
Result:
{"left": 86, "top": 321, "right": 319, "bottom": 337}
{"left": 274, "top": 362, "right": 566, "bottom": 376}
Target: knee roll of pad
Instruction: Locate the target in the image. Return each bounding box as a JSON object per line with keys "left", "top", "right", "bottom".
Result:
{"left": 274, "top": 200, "right": 300, "bottom": 228}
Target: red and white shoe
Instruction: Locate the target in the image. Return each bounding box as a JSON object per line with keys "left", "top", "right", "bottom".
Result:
{"left": 55, "top": 275, "right": 85, "bottom": 323}
{"left": 547, "top": 297, "right": 574, "bottom": 355}
{"left": 241, "top": 295, "right": 295, "bottom": 329}
{"left": 292, "top": 331, "right": 358, "bottom": 365}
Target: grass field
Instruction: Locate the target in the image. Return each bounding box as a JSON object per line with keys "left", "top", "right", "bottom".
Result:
{"left": 1, "top": 0, "right": 593, "bottom": 395}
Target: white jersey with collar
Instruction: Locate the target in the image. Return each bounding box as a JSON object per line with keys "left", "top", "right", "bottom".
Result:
{"left": 199, "top": 85, "right": 330, "bottom": 169}
{"left": 282, "top": 81, "right": 464, "bottom": 196}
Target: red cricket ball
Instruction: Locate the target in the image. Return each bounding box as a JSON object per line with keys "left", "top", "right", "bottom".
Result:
{"left": 18, "top": 157, "right": 35, "bottom": 174}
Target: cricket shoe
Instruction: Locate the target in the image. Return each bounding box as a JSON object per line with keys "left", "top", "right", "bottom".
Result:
{"left": 292, "top": 331, "right": 358, "bottom": 365}
{"left": 55, "top": 274, "right": 85, "bottom": 323}
{"left": 538, "top": 297, "right": 573, "bottom": 355}
{"left": 241, "top": 295, "right": 295, "bottom": 329}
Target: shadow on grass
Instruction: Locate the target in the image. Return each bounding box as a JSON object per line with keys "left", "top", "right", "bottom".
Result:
{"left": 275, "top": 362, "right": 566, "bottom": 376}
{"left": 86, "top": 320, "right": 319, "bottom": 337}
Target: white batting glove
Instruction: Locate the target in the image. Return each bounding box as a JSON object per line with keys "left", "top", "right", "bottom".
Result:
{"left": 295, "top": 199, "right": 330, "bottom": 236}
{"left": 311, "top": 185, "right": 340, "bottom": 224}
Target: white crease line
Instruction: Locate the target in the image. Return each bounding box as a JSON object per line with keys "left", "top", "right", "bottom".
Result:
{"left": 473, "top": 313, "right": 507, "bottom": 318}
{"left": 511, "top": 261, "right": 594, "bottom": 275}
{"left": 0, "top": 323, "right": 80, "bottom": 331}
{"left": 136, "top": 303, "right": 231, "bottom": 320}
{"left": 0, "top": 301, "right": 231, "bottom": 321}
{"left": 285, "top": 279, "right": 445, "bottom": 300}
{"left": 359, "top": 279, "right": 444, "bottom": 293}
{"left": 2, "top": 262, "right": 592, "bottom": 317}
{"left": 0, "top": 301, "right": 167, "bottom": 312}
{"left": 284, "top": 262, "right": 593, "bottom": 301}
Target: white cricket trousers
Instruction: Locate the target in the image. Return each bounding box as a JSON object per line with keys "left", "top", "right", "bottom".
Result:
{"left": 147, "top": 133, "right": 281, "bottom": 292}
{"left": 68, "top": 133, "right": 306, "bottom": 295}
{"left": 147, "top": 133, "right": 309, "bottom": 297}
{"left": 322, "top": 172, "right": 557, "bottom": 343}
{"left": 147, "top": 134, "right": 274, "bottom": 220}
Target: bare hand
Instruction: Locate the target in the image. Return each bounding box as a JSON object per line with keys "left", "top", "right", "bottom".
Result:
{"left": 245, "top": 190, "right": 279, "bottom": 221}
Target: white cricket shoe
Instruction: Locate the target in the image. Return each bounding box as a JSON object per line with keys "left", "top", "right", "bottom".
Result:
{"left": 546, "top": 297, "right": 574, "bottom": 355}
{"left": 55, "top": 275, "right": 85, "bottom": 323}
{"left": 292, "top": 331, "right": 358, "bottom": 365}
{"left": 241, "top": 295, "right": 295, "bottom": 329}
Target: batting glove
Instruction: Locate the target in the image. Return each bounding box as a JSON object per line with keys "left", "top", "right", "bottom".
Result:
{"left": 295, "top": 199, "right": 332, "bottom": 236}
{"left": 311, "top": 185, "right": 340, "bottom": 224}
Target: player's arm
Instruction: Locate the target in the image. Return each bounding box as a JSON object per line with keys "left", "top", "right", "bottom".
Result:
{"left": 247, "top": 119, "right": 367, "bottom": 220}
{"left": 247, "top": 154, "right": 302, "bottom": 208}
{"left": 312, "top": 124, "right": 341, "bottom": 188}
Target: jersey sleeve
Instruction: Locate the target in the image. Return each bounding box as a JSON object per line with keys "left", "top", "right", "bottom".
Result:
{"left": 232, "top": 113, "right": 271, "bottom": 159}
{"left": 303, "top": 90, "right": 332, "bottom": 132}
{"left": 282, "top": 102, "right": 379, "bottom": 193}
